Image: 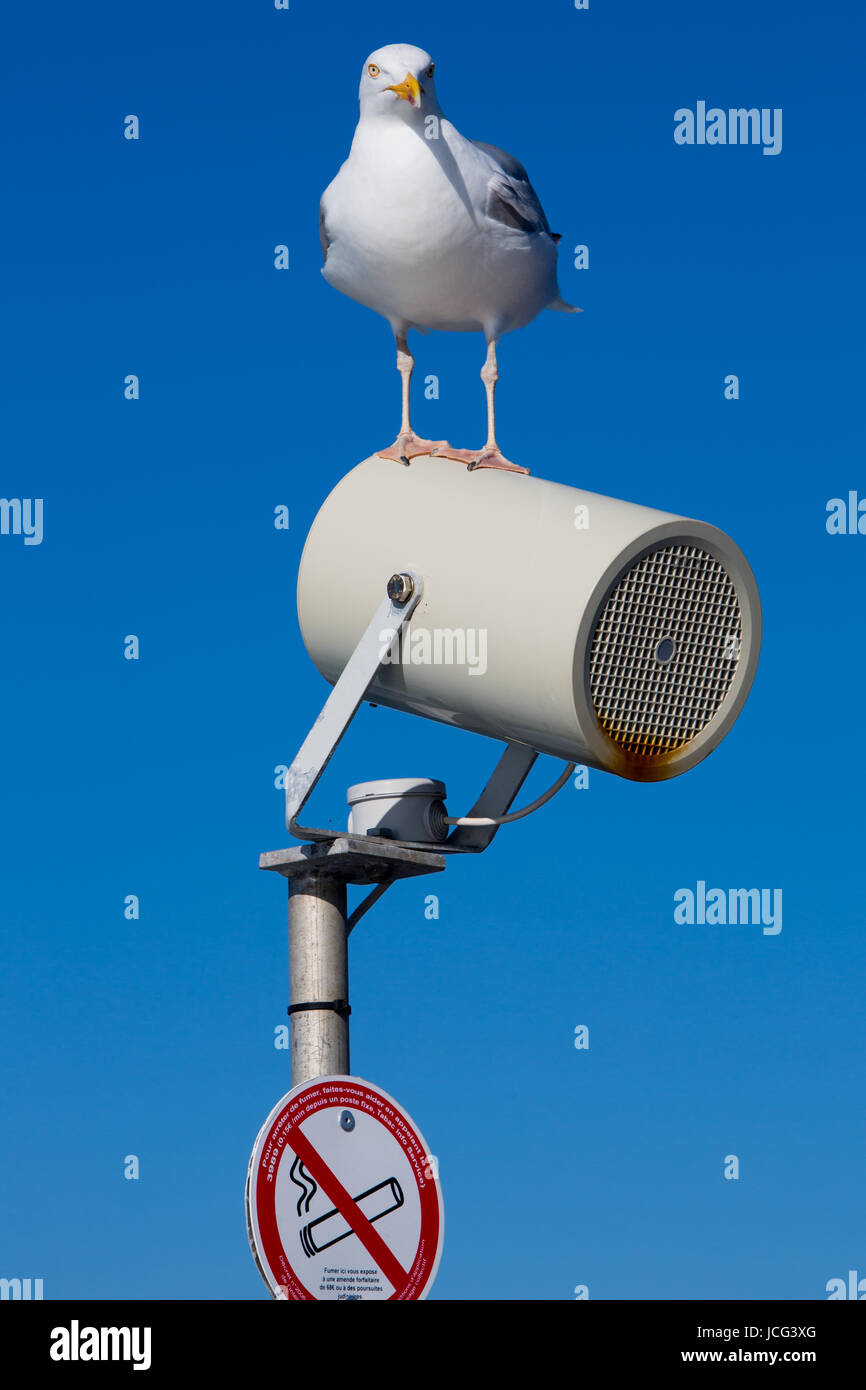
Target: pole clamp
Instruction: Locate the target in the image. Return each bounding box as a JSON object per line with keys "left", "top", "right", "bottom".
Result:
{"left": 287, "top": 999, "right": 352, "bottom": 1019}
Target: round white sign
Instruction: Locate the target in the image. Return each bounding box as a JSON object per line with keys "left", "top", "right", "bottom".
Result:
{"left": 246, "top": 1075, "right": 444, "bottom": 1300}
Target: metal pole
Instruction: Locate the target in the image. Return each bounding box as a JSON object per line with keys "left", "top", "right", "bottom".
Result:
{"left": 288, "top": 871, "right": 349, "bottom": 1086}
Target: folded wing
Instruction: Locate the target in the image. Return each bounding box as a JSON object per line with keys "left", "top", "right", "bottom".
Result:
{"left": 472, "top": 139, "right": 554, "bottom": 237}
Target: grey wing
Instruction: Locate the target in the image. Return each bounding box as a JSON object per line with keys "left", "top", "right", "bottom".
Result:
{"left": 318, "top": 194, "right": 332, "bottom": 264}
{"left": 472, "top": 139, "right": 554, "bottom": 237}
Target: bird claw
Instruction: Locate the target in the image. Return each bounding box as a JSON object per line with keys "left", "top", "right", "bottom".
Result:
{"left": 432, "top": 444, "right": 530, "bottom": 475}
{"left": 377, "top": 433, "right": 451, "bottom": 464}
{"left": 470, "top": 449, "right": 529, "bottom": 474}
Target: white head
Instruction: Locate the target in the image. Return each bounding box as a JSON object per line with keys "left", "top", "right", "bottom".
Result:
{"left": 358, "top": 43, "right": 442, "bottom": 122}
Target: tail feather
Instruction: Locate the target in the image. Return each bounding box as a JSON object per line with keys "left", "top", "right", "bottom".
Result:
{"left": 548, "top": 295, "right": 582, "bottom": 313}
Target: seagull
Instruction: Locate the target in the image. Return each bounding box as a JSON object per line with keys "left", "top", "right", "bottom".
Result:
{"left": 318, "top": 42, "right": 580, "bottom": 473}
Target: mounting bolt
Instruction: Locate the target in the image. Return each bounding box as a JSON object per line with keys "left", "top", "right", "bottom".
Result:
{"left": 340, "top": 1110, "right": 355, "bottom": 1132}
{"left": 387, "top": 573, "right": 414, "bottom": 604}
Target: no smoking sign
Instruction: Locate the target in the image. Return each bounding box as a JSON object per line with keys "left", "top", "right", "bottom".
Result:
{"left": 246, "top": 1076, "right": 444, "bottom": 1300}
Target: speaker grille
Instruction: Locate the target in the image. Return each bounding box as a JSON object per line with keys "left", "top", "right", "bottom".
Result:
{"left": 589, "top": 544, "right": 742, "bottom": 759}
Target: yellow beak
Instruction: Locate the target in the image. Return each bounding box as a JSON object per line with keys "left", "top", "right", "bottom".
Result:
{"left": 385, "top": 72, "right": 422, "bottom": 107}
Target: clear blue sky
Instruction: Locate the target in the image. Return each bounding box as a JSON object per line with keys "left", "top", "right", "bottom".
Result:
{"left": 2, "top": 0, "right": 864, "bottom": 1300}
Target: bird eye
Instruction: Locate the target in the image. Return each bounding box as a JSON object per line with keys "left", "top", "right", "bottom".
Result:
{"left": 425, "top": 64, "right": 434, "bottom": 79}
{"left": 367, "top": 63, "right": 380, "bottom": 78}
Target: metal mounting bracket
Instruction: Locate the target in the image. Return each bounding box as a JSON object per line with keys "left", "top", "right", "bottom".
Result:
{"left": 283, "top": 570, "right": 540, "bottom": 853}
{"left": 444, "top": 740, "right": 538, "bottom": 853}
{"left": 285, "top": 570, "right": 424, "bottom": 841}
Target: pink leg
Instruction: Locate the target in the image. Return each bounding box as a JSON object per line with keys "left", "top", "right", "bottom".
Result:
{"left": 377, "top": 335, "right": 450, "bottom": 464}
{"left": 433, "top": 340, "right": 529, "bottom": 474}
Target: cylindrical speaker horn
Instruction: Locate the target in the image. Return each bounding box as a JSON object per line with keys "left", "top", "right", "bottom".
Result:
{"left": 297, "top": 456, "right": 761, "bottom": 782}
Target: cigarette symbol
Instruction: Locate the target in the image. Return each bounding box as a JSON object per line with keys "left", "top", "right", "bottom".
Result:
{"left": 299, "top": 1177, "right": 405, "bottom": 1258}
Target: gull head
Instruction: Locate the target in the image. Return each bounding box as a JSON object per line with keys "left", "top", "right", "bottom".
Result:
{"left": 359, "top": 43, "right": 441, "bottom": 122}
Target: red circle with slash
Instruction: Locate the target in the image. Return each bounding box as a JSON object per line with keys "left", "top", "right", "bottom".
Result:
{"left": 246, "top": 1075, "right": 444, "bottom": 1300}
